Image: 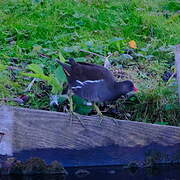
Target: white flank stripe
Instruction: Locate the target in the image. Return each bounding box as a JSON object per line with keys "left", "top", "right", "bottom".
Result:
{"left": 72, "top": 86, "right": 82, "bottom": 89}
{"left": 76, "top": 80, "right": 84, "bottom": 85}
{"left": 86, "top": 102, "right": 92, "bottom": 106}
{"left": 83, "top": 79, "right": 104, "bottom": 84}
{"left": 84, "top": 79, "right": 104, "bottom": 83}
{"left": 75, "top": 79, "right": 104, "bottom": 87}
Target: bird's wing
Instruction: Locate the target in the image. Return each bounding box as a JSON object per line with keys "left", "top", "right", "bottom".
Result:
{"left": 71, "top": 79, "right": 110, "bottom": 102}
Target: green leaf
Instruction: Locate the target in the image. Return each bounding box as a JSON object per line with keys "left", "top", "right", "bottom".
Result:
{"left": 72, "top": 95, "right": 86, "bottom": 105}
{"left": 27, "top": 64, "right": 44, "bottom": 74}
{"left": 145, "top": 55, "right": 154, "bottom": 60}
{"left": 58, "top": 52, "right": 66, "bottom": 62}
{"left": 73, "top": 12, "right": 84, "bottom": 18}
{"left": 110, "top": 37, "right": 124, "bottom": 43}
{"left": 119, "top": 54, "right": 133, "bottom": 60}
{"left": 140, "top": 48, "right": 148, "bottom": 52}
{"left": 21, "top": 72, "right": 50, "bottom": 81}
{"left": 64, "top": 47, "right": 74, "bottom": 53}
{"left": 32, "top": 0, "right": 43, "bottom": 3}
{"left": 75, "top": 104, "right": 93, "bottom": 115}
{"left": 63, "top": 46, "right": 80, "bottom": 53}
{"left": 85, "top": 41, "right": 94, "bottom": 48}
{"left": 134, "top": 53, "right": 144, "bottom": 57}
{"left": 129, "top": 96, "right": 136, "bottom": 101}
{"left": 55, "top": 66, "right": 67, "bottom": 83}
{"left": 164, "top": 104, "right": 176, "bottom": 111}
{"left": 0, "top": 64, "right": 7, "bottom": 71}
{"left": 48, "top": 74, "right": 63, "bottom": 94}
{"left": 72, "top": 96, "right": 93, "bottom": 115}
{"left": 23, "top": 62, "right": 64, "bottom": 94}
{"left": 58, "top": 95, "right": 68, "bottom": 104}
{"left": 154, "top": 122, "right": 169, "bottom": 125}
{"left": 75, "top": 57, "right": 87, "bottom": 62}
{"left": 32, "top": 44, "right": 42, "bottom": 52}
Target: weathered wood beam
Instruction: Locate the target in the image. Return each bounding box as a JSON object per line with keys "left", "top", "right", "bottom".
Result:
{"left": 0, "top": 105, "right": 180, "bottom": 166}
{"left": 175, "top": 44, "right": 180, "bottom": 103}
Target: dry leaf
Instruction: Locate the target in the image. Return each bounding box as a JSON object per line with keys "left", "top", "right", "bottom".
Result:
{"left": 129, "top": 40, "right": 137, "bottom": 49}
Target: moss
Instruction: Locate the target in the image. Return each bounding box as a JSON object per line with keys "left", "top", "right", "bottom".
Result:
{"left": 47, "top": 160, "right": 67, "bottom": 175}
{"left": 172, "top": 151, "right": 180, "bottom": 163}
{"left": 10, "top": 161, "right": 24, "bottom": 175}
{"left": 126, "top": 162, "right": 139, "bottom": 175}
{"left": 22, "top": 157, "right": 48, "bottom": 175}
{"left": 144, "top": 150, "right": 169, "bottom": 167}
{"left": 0, "top": 157, "right": 66, "bottom": 175}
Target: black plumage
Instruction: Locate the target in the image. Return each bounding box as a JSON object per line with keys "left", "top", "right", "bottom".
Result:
{"left": 56, "top": 58, "right": 138, "bottom": 102}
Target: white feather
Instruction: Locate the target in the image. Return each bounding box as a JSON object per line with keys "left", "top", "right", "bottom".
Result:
{"left": 84, "top": 79, "right": 104, "bottom": 84}
{"left": 76, "top": 80, "right": 84, "bottom": 85}
{"left": 72, "top": 86, "right": 82, "bottom": 89}
{"left": 76, "top": 79, "right": 104, "bottom": 86}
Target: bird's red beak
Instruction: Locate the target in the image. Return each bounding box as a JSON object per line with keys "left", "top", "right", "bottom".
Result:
{"left": 133, "top": 86, "right": 138, "bottom": 92}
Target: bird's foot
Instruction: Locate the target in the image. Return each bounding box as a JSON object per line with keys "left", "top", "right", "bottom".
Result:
{"left": 69, "top": 111, "right": 86, "bottom": 128}
{"left": 93, "top": 103, "right": 104, "bottom": 124}
{"left": 94, "top": 104, "right": 119, "bottom": 125}
{"left": 97, "top": 111, "right": 104, "bottom": 125}
{"left": 96, "top": 112, "right": 118, "bottom": 125}
{"left": 111, "top": 117, "right": 119, "bottom": 125}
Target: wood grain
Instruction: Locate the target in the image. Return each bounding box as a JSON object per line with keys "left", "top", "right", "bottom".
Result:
{"left": 0, "top": 105, "right": 180, "bottom": 156}
{"left": 175, "top": 44, "right": 180, "bottom": 103}
{"left": 0, "top": 106, "right": 14, "bottom": 155}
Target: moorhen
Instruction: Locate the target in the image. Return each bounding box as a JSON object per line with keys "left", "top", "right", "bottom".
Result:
{"left": 56, "top": 58, "right": 138, "bottom": 124}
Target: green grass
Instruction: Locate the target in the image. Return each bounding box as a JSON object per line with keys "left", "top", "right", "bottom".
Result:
{"left": 0, "top": 0, "right": 179, "bottom": 55}
{"left": 0, "top": 0, "right": 180, "bottom": 125}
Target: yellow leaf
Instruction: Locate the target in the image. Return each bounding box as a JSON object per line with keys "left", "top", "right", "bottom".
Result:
{"left": 129, "top": 40, "right": 137, "bottom": 49}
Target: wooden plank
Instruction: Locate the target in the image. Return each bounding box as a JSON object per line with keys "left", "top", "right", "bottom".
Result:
{"left": 175, "top": 44, "right": 180, "bottom": 103}
{"left": 0, "top": 105, "right": 180, "bottom": 167}
{"left": 0, "top": 106, "right": 14, "bottom": 156}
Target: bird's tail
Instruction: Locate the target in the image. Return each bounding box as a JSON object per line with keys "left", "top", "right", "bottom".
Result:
{"left": 55, "top": 58, "right": 76, "bottom": 66}
{"left": 68, "top": 58, "right": 76, "bottom": 65}
{"left": 55, "top": 58, "right": 71, "bottom": 76}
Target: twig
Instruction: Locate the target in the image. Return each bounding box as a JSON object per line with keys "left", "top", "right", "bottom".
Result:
{"left": 79, "top": 49, "right": 105, "bottom": 58}
{"left": 175, "top": 44, "right": 180, "bottom": 103}
{"left": 104, "top": 53, "right": 112, "bottom": 69}
{"left": 79, "top": 49, "right": 112, "bottom": 68}
{"left": 166, "top": 72, "right": 176, "bottom": 85}
{"left": 8, "top": 66, "right": 22, "bottom": 71}
{"left": 24, "top": 78, "right": 37, "bottom": 92}
{"left": 0, "top": 97, "right": 24, "bottom": 104}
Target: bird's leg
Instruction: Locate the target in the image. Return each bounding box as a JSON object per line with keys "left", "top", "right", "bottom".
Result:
{"left": 93, "top": 103, "right": 104, "bottom": 124}
{"left": 94, "top": 103, "right": 118, "bottom": 125}
{"left": 68, "top": 95, "right": 85, "bottom": 128}
{"left": 68, "top": 95, "right": 73, "bottom": 126}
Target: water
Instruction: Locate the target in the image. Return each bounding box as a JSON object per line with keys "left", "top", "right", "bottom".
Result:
{"left": 0, "top": 165, "right": 180, "bottom": 180}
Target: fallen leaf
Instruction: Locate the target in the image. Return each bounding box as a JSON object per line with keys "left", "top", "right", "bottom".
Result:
{"left": 129, "top": 40, "right": 137, "bottom": 49}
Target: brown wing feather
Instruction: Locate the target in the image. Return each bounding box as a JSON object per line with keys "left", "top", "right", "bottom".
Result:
{"left": 57, "top": 59, "right": 115, "bottom": 85}
{"left": 70, "top": 62, "right": 115, "bottom": 82}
